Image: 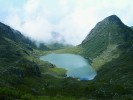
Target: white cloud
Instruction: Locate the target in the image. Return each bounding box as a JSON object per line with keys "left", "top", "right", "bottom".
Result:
{"left": 5, "top": 0, "right": 54, "bottom": 43}
{"left": 21, "top": 16, "right": 53, "bottom": 42}
{"left": 56, "top": 11, "right": 92, "bottom": 45}
{"left": 1, "top": 0, "right": 133, "bottom": 45}
{"left": 24, "top": 0, "right": 41, "bottom": 15}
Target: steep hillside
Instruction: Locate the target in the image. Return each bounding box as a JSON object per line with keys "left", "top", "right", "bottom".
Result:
{"left": 47, "top": 43, "right": 73, "bottom": 50}
{"left": 81, "top": 15, "right": 133, "bottom": 99}
{"left": 0, "top": 22, "right": 43, "bottom": 86}
{"left": 81, "top": 15, "right": 133, "bottom": 69}
{"left": 131, "top": 26, "right": 133, "bottom": 30}
{"left": 0, "top": 22, "right": 37, "bottom": 49}
{"left": 0, "top": 22, "right": 86, "bottom": 100}
{"left": 38, "top": 43, "right": 50, "bottom": 50}
{"left": 1, "top": 15, "right": 133, "bottom": 100}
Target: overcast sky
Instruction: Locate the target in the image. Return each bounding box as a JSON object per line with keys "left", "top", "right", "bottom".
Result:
{"left": 0, "top": 0, "right": 133, "bottom": 45}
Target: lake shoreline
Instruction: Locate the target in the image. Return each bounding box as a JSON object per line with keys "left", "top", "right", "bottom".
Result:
{"left": 40, "top": 53, "right": 97, "bottom": 80}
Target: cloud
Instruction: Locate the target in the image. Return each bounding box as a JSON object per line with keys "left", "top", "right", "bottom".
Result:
{"left": 5, "top": 0, "right": 54, "bottom": 43}
{"left": 21, "top": 16, "right": 53, "bottom": 42}
{"left": 1, "top": 0, "right": 133, "bottom": 45}
{"left": 24, "top": 0, "right": 41, "bottom": 15}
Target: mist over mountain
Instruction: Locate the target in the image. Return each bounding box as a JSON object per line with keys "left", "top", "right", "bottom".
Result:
{"left": 2, "top": 0, "right": 133, "bottom": 46}
{"left": 51, "top": 32, "right": 65, "bottom": 43}
{"left": 1, "top": 1, "right": 133, "bottom": 100}
{"left": 0, "top": 22, "right": 37, "bottom": 49}
{"left": 0, "top": 22, "right": 41, "bottom": 86}
{"left": 1, "top": 14, "right": 133, "bottom": 100}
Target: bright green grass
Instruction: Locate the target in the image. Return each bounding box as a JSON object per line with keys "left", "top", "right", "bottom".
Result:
{"left": 48, "top": 67, "right": 66, "bottom": 77}
{"left": 38, "top": 46, "right": 83, "bottom": 56}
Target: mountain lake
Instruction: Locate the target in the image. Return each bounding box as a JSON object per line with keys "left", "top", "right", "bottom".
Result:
{"left": 40, "top": 53, "right": 96, "bottom": 80}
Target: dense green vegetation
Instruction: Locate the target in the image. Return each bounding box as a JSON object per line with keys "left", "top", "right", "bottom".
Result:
{"left": 131, "top": 26, "right": 133, "bottom": 30}
{"left": 46, "top": 42, "right": 73, "bottom": 50}
{"left": 80, "top": 15, "right": 133, "bottom": 99}
{"left": 81, "top": 15, "right": 133, "bottom": 59}
{"left": 1, "top": 15, "right": 133, "bottom": 100}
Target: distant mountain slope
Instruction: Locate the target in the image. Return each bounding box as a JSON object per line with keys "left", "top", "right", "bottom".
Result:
{"left": 0, "top": 22, "right": 71, "bottom": 100}
{"left": 47, "top": 43, "right": 73, "bottom": 50}
{"left": 0, "top": 22, "right": 37, "bottom": 49}
{"left": 1, "top": 15, "right": 133, "bottom": 100}
{"left": 38, "top": 43, "right": 50, "bottom": 50}
{"left": 81, "top": 15, "right": 133, "bottom": 69}
{"left": 0, "top": 22, "right": 42, "bottom": 87}
{"left": 81, "top": 15, "right": 133, "bottom": 98}
{"left": 131, "top": 26, "right": 133, "bottom": 30}
{"left": 0, "top": 22, "right": 37, "bottom": 64}
{"left": 82, "top": 15, "right": 133, "bottom": 58}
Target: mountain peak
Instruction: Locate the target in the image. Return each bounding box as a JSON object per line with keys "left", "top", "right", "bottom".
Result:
{"left": 105, "top": 15, "right": 120, "bottom": 21}
{"left": 102, "top": 15, "right": 122, "bottom": 25}
{"left": 82, "top": 15, "right": 133, "bottom": 58}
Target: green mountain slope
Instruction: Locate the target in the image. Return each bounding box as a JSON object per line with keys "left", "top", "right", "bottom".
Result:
{"left": 1, "top": 15, "right": 133, "bottom": 100}
{"left": 131, "top": 26, "right": 133, "bottom": 30}
{"left": 0, "top": 22, "right": 37, "bottom": 49}
{"left": 46, "top": 42, "right": 73, "bottom": 50}
{"left": 81, "top": 15, "right": 133, "bottom": 69}
{"left": 81, "top": 15, "right": 133, "bottom": 98}
{"left": 0, "top": 22, "right": 83, "bottom": 100}
{"left": 0, "top": 22, "right": 42, "bottom": 86}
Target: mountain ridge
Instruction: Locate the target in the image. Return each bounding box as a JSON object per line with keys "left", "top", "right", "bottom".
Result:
{"left": 1, "top": 15, "right": 133, "bottom": 99}
{"left": 81, "top": 15, "right": 133, "bottom": 60}
{"left": 80, "top": 15, "right": 133, "bottom": 98}
{"left": 0, "top": 22, "right": 43, "bottom": 87}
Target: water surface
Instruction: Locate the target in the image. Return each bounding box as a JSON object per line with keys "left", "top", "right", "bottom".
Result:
{"left": 40, "top": 53, "right": 96, "bottom": 80}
